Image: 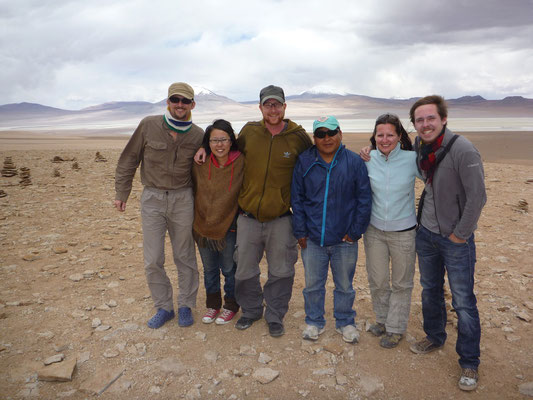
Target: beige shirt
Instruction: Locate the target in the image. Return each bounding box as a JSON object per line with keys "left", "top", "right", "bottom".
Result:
{"left": 115, "top": 115, "right": 204, "bottom": 202}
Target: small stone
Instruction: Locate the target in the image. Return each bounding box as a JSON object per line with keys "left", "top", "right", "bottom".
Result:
{"left": 336, "top": 374, "right": 348, "bottom": 386}
{"left": 124, "top": 298, "right": 135, "bottom": 304}
{"left": 156, "top": 358, "right": 186, "bottom": 375}
{"left": 524, "top": 301, "right": 533, "bottom": 310}
{"left": 252, "top": 367, "right": 280, "bottom": 384}
{"left": 22, "top": 254, "right": 37, "bottom": 261}
{"left": 186, "top": 387, "right": 201, "bottom": 399}
{"left": 57, "top": 389, "right": 77, "bottom": 397}
{"left": 107, "top": 281, "right": 120, "bottom": 289}
{"left": 135, "top": 343, "right": 146, "bottom": 355}
{"left": 195, "top": 331, "right": 207, "bottom": 341}
{"left": 258, "top": 352, "right": 272, "bottom": 364}
{"left": 519, "top": 382, "right": 533, "bottom": 396}
{"left": 92, "top": 318, "right": 102, "bottom": 328}
{"left": 38, "top": 331, "right": 55, "bottom": 339}
{"left": 52, "top": 247, "right": 68, "bottom": 254}
{"left": 44, "top": 353, "right": 65, "bottom": 365}
{"left": 313, "top": 368, "right": 335, "bottom": 376}
{"left": 42, "top": 265, "right": 58, "bottom": 271}
{"left": 102, "top": 245, "right": 113, "bottom": 251}
{"left": 107, "top": 300, "right": 118, "bottom": 307}
{"left": 38, "top": 357, "right": 77, "bottom": 382}
{"left": 324, "top": 342, "right": 344, "bottom": 356}
{"left": 77, "top": 351, "right": 90, "bottom": 365}
{"left": 149, "top": 386, "right": 161, "bottom": 394}
{"left": 71, "top": 310, "right": 86, "bottom": 319}
{"left": 204, "top": 350, "right": 219, "bottom": 363}
{"left": 83, "top": 270, "right": 95, "bottom": 277}
{"left": 69, "top": 274, "right": 84, "bottom": 282}
{"left": 96, "top": 304, "right": 111, "bottom": 311}
{"left": 506, "top": 334, "right": 521, "bottom": 342}
{"left": 103, "top": 349, "right": 119, "bottom": 358}
{"left": 516, "top": 310, "right": 532, "bottom": 322}
{"left": 239, "top": 345, "right": 257, "bottom": 356}
{"left": 95, "top": 325, "right": 111, "bottom": 332}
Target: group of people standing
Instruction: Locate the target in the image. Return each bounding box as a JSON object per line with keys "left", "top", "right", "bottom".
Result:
{"left": 114, "top": 82, "right": 486, "bottom": 391}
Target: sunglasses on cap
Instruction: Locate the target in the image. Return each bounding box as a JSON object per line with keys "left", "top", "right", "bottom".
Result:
{"left": 169, "top": 96, "right": 193, "bottom": 105}
{"left": 314, "top": 128, "right": 339, "bottom": 139}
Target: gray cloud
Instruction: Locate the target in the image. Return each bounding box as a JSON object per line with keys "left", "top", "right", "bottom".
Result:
{"left": 1, "top": 0, "right": 532, "bottom": 109}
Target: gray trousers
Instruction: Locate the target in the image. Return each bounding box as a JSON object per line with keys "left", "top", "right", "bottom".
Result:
{"left": 235, "top": 214, "right": 298, "bottom": 324}
{"left": 363, "top": 224, "right": 415, "bottom": 334}
{"left": 141, "top": 187, "right": 198, "bottom": 311}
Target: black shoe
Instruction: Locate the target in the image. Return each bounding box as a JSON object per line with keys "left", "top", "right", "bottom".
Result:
{"left": 268, "top": 322, "right": 285, "bottom": 337}
{"left": 235, "top": 316, "right": 260, "bottom": 330}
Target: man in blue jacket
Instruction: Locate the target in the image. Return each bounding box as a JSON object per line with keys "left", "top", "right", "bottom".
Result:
{"left": 291, "top": 116, "right": 372, "bottom": 343}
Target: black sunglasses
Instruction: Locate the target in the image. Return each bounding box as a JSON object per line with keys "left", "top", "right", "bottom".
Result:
{"left": 314, "top": 128, "right": 339, "bottom": 139}
{"left": 169, "top": 96, "right": 193, "bottom": 105}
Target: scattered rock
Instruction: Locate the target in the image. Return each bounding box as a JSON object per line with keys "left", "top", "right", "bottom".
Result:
{"left": 239, "top": 345, "right": 257, "bottom": 356}
{"left": 37, "top": 357, "right": 77, "bottom": 382}
{"left": 95, "top": 152, "right": 107, "bottom": 162}
{"left": 186, "top": 387, "right": 201, "bottom": 399}
{"left": 103, "top": 349, "right": 119, "bottom": 358}
{"left": 324, "top": 342, "right": 344, "bottom": 356}
{"left": 336, "top": 374, "right": 348, "bottom": 386}
{"left": 252, "top": 367, "right": 280, "bottom": 384}
{"left": 38, "top": 331, "right": 55, "bottom": 339}
{"left": 204, "top": 350, "right": 219, "bottom": 363}
{"left": 506, "top": 334, "right": 521, "bottom": 342}
{"left": 516, "top": 310, "right": 532, "bottom": 322}
{"left": 52, "top": 247, "right": 68, "bottom": 254}
{"left": 519, "top": 382, "right": 533, "bottom": 396}
{"left": 258, "top": 352, "right": 272, "bottom": 364}
{"left": 313, "top": 368, "right": 335, "bottom": 376}
{"left": 95, "top": 325, "right": 111, "bottom": 332}
{"left": 0, "top": 189, "right": 7, "bottom": 198}
{"left": 44, "top": 353, "right": 65, "bottom": 365}
{"left": 22, "top": 254, "right": 37, "bottom": 261}
{"left": 358, "top": 373, "right": 385, "bottom": 397}
{"left": 69, "top": 274, "right": 84, "bottom": 282}
{"left": 524, "top": 301, "right": 533, "bottom": 310}
{"left": 156, "top": 358, "right": 186, "bottom": 375}
{"left": 195, "top": 331, "right": 207, "bottom": 341}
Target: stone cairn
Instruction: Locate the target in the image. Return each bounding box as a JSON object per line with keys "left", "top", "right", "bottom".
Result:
{"left": 72, "top": 162, "right": 80, "bottom": 170}
{"left": 53, "top": 168, "right": 61, "bottom": 177}
{"left": 19, "top": 167, "right": 32, "bottom": 187}
{"left": 1, "top": 157, "right": 17, "bottom": 177}
{"left": 0, "top": 190, "right": 6, "bottom": 198}
{"left": 95, "top": 152, "right": 107, "bottom": 162}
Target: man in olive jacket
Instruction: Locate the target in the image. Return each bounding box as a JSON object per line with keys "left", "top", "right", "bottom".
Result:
{"left": 234, "top": 85, "right": 312, "bottom": 337}
{"left": 114, "top": 82, "right": 203, "bottom": 329}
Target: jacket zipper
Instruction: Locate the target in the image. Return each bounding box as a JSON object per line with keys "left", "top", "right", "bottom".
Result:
{"left": 256, "top": 135, "right": 274, "bottom": 220}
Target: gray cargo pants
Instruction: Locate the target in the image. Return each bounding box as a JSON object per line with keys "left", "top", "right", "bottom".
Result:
{"left": 141, "top": 186, "right": 198, "bottom": 311}
{"left": 234, "top": 213, "right": 298, "bottom": 324}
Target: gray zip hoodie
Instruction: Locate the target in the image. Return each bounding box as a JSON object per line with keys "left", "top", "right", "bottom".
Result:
{"left": 416, "top": 128, "right": 486, "bottom": 239}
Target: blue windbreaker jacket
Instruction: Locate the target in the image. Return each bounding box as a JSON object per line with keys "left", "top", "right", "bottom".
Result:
{"left": 291, "top": 144, "right": 372, "bottom": 247}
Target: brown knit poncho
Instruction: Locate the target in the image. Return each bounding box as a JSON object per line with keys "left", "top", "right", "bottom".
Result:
{"left": 192, "top": 151, "right": 244, "bottom": 250}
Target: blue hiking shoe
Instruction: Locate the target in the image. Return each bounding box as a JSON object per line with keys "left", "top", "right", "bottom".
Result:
{"left": 178, "top": 306, "right": 193, "bottom": 327}
{"left": 147, "top": 308, "right": 175, "bottom": 329}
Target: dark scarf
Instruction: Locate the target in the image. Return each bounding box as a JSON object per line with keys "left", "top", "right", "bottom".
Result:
{"left": 419, "top": 127, "right": 445, "bottom": 184}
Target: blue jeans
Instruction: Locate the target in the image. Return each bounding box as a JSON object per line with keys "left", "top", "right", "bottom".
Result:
{"left": 197, "top": 229, "right": 237, "bottom": 310}
{"left": 301, "top": 239, "right": 358, "bottom": 329}
{"left": 416, "top": 226, "right": 480, "bottom": 369}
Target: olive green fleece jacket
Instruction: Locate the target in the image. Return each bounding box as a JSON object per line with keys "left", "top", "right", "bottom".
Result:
{"left": 237, "top": 119, "right": 312, "bottom": 222}
{"left": 115, "top": 115, "right": 204, "bottom": 202}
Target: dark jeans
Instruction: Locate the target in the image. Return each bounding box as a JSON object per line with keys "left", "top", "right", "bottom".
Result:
{"left": 197, "top": 229, "right": 238, "bottom": 311}
{"left": 416, "top": 226, "right": 481, "bottom": 369}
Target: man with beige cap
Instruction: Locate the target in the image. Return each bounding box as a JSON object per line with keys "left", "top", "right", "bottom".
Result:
{"left": 114, "top": 82, "right": 204, "bottom": 328}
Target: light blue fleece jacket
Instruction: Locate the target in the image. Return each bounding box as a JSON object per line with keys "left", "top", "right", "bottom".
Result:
{"left": 365, "top": 143, "right": 420, "bottom": 231}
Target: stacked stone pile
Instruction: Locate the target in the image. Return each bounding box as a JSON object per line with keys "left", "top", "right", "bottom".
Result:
{"left": 1, "top": 157, "right": 17, "bottom": 177}
{"left": 19, "top": 167, "right": 32, "bottom": 187}
{"left": 95, "top": 152, "right": 107, "bottom": 162}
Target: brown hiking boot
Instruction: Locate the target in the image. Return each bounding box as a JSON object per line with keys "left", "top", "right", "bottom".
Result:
{"left": 409, "top": 337, "right": 443, "bottom": 354}
{"left": 380, "top": 333, "right": 403, "bottom": 348}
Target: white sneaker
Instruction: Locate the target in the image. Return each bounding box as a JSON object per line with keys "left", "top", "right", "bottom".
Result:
{"left": 336, "top": 324, "right": 360, "bottom": 343}
{"left": 302, "top": 324, "right": 325, "bottom": 341}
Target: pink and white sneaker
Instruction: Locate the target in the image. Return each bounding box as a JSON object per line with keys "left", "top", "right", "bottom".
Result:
{"left": 215, "top": 308, "right": 236, "bottom": 325}
{"left": 202, "top": 308, "right": 220, "bottom": 324}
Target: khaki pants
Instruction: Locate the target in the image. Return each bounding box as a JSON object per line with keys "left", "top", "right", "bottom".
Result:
{"left": 363, "top": 224, "right": 415, "bottom": 334}
{"left": 141, "top": 186, "right": 198, "bottom": 311}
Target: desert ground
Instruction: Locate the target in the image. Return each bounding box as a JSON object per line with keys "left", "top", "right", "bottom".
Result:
{"left": 0, "top": 130, "right": 532, "bottom": 399}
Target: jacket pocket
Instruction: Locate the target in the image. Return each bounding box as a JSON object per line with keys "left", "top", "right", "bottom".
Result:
{"left": 144, "top": 141, "right": 168, "bottom": 169}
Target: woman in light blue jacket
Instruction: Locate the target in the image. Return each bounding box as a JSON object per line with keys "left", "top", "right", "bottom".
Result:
{"left": 363, "top": 113, "right": 420, "bottom": 348}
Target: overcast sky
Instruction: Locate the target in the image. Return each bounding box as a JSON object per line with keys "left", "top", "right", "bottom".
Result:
{"left": 2, "top": 0, "right": 532, "bottom": 110}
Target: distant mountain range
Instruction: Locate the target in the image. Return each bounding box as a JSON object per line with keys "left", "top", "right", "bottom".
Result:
{"left": 1, "top": 91, "right": 532, "bottom": 132}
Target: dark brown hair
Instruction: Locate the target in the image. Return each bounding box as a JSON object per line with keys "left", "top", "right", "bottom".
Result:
{"left": 370, "top": 113, "right": 412, "bottom": 151}
{"left": 409, "top": 95, "right": 448, "bottom": 124}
